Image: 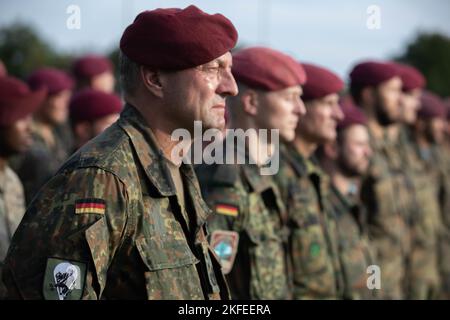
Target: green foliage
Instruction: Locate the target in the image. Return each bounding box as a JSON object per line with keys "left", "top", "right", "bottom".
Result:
{"left": 0, "top": 22, "right": 73, "bottom": 79}
{"left": 395, "top": 33, "right": 450, "bottom": 97}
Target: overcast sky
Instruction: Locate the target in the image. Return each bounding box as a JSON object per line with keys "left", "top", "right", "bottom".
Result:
{"left": 1, "top": 0, "right": 449, "bottom": 80}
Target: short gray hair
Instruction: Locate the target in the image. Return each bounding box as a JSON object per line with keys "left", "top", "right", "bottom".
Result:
{"left": 119, "top": 50, "right": 141, "bottom": 97}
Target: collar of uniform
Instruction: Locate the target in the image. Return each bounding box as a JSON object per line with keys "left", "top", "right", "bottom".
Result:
{"left": 118, "top": 104, "right": 176, "bottom": 196}
{"left": 330, "top": 184, "right": 355, "bottom": 213}
{"left": 331, "top": 184, "right": 366, "bottom": 230}
{"left": 118, "top": 104, "right": 212, "bottom": 229}
{"left": 280, "top": 142, "right": 307, "bottom": 177}
{"left": 305, "top": 155, "right": 324, "bottom": 177}
{"left": 241, "top": 162, "right": 273, "bottom": 193}
{"left": 180, "top": 163, "right": 213, "bottom": 228}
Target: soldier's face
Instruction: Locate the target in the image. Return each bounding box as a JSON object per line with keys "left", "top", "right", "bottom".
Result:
{"left": 426, "top": 117, "right": 446, "bottom": 144}
{"left": 297, "top": 93, "right": 344, "bottom": 144}
{"left": 91, "top": 113, "right": 120, "bottom": 136}
{"left": 338, "top": 124, "right": 372, "bottom": 177}
{"left": 91, "top": 71, "right": 116, "bottom": 94}
{"left": 38, "top": 89, "right": 72, "bottom": 125}
{"left": 161, "top": 52, "right": 238, "bottom": 133}
{"left": 374, "top": 77, "right": 402, "bottom": 125}
{"left": 0, "top": 115, "right": 33, "bottom": 157}
{"left": 255, "top": 85, "right": 305, "bottom": 142}
{"left": 399, "top": 89, "right": 421, "bottom": 124}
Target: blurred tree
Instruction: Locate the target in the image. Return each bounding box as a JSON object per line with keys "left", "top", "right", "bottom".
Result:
{"left": 395, "top": 32, "right": 450, "bottom": 97}
{"left": 0, "top": 22, "right": 73, "bottom": 79}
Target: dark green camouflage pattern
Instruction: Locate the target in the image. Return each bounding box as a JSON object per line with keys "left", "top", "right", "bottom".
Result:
{"left": 397, "top": 127, "right": 441, "bottom": 299}
{"left": 196, "top": 143, "right": 291, "bottom": 300}
{"left": 329, "top": 185, "right": 377, "bottom": 300}
{"left": 361, "top": 129, "right": 412, "bottom": 299}
{"left": 274, "top": 143, "right": 344, "bottom": 299}
{"left": 2, "top": 104, "right": 229, "bottom": 300}
{"left": 434, "top": 146, "right": 450, "bottom": 298}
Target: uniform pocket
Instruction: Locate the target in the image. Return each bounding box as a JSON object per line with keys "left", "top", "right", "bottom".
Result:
{"left": 292, "top": 222, "right": 329, "bottom": 276}
{"left": 246, "top": 229, "right": 288, "bottom": 299}
{"left": 136, "top": 236, "right": 204, "bottom": 300}
{"left": 244, "top": 193, "right": 289, "bottom": 299}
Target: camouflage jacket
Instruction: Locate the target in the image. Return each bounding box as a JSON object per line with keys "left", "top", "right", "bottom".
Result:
{"left": 410, "top": 138, "right": 450, "bottom": 296}
{"left": 0, "top": 165, "right": 26, "bottom": 298}
{"left": 328, "top": 185, "right": 376, "bottom": 300}
{"left": 361, "top": 128, "right": 413, "bottom": 299}
{"left": 433, "top": 146, "right": 450, "bottom": 297}
{"left": 397, "top": 127, "right": 441, "bottom": 299}
{"left": 10, "top": 123, "right": 72, "bottom": 205}
{"left": 2, "top": 104, "right": 229, "bottom": 300}
{"left": 196, "top": 144, "right": 291, "bottom": 300}
{"left": 274, "top": 143, "right": 344, "bottom": 299}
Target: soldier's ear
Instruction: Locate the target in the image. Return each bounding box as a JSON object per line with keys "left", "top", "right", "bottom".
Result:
{"left": 140, "top": 66, "right": 164, "bottom": 98}
{"left": 241, "top": 89, "right": 259, "bottom": 116}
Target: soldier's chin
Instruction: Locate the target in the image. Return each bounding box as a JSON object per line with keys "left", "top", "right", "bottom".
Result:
{"left": 358, "top": 165, "right": 369, "bottom": 176}
{"left": 322, "top": 130, "right": 337, "bottom": 144}
{"left": 280, "top": 130, "right": 295, "bottom": 142}
{"left": 204, "top": 117, "right": 226, "bottom": 132}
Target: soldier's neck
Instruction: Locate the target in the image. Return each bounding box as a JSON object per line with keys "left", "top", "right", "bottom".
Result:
{"left": 229, "top": 117, "right": 276, "bottom": 167}
{"left": 332, "top": 171, "right": 360, "bottom": 198}
{"left": 127, "top": 97, "right": 191, "bottom": 165}
{"left": 386, "top": 123, "right": 400, "bottom": 142}
{"left": 293, "top": 136, "right": 317, "bottom": 158}
{"left": 152, "top": 126, "right": 190, "bottom": 166}
{"left": 415, "top": 133, "right": 431, "bottom": 149}
{"left": 247, "top": 133, "right": 275, "bottom": 167}
{"left": 367, "top": 118, "right": 385, "bottom": 141}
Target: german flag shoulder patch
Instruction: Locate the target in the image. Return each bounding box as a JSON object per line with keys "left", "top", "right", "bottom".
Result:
{"left": 215, "top": 203, "right": 239, "bottom": 217}
{"left": 75, "top": 199, "right": 106, "bottom": 215}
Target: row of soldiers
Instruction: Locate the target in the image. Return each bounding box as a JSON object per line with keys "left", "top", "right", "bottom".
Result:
{"left": 0, "top": 55, "right": 123, "bottom": 298}
{"left": 0, "top": 5, "right": 449, "bottom": 300}
{"left": 197, "top": 52, "right": 450, "bottom": 300}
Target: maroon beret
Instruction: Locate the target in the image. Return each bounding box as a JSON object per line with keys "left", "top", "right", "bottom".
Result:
{"left": 350, "top": 61, "right": 399, "bottom": 88}
{"left": 120, "top": 5, "right": 238, "bottom": 70}
{"left": 391, "top": 62, "right": 425, "bottom": 92}
{"left": 232, "top": 47, "right": 306, "bottom": 91}
{"left": 72, "top": 55, "right": 113, "bottom": 80}
{"left": 418, "top": 91, "right": 447, "bottom": 120}
{"left": 27, "top": 68, "right": 74, "bottom": 95}
{"left": 302, "top": 63, "right": 344, "bottom": 101}
{"left": 70, "top": 89, "right": 123, "bottom": 124}
{"left": 337, "top": 96, "right": 367, "bottom": 130}
{"left": 0, "top": 76, "right": 47, "bottom": 126}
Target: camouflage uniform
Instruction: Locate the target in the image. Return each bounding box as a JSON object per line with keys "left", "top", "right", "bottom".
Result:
{"left": 361, "top": 129, "right": 411, "bottom": 299}
{"left": 274, "top": 143, "right": 344, "bottom": 299}
{"left": 10, "top": 123, "right": 72, "bottom": 204}
{"left": 196, "top": 142, "right": 291, "bottom": 300}
{"left": 328, "top": 185, "right": 377, "bottom": 300}
{"left": 0, "top": 165, "right": 26, "bottom": 299}
{"left": 2, "top": 104, "right": 229, "bottom": 300}
{"left": 398, "top": 127, "right": 441, "bottom": 299}
{"left": 410, "top": 138, "right": 450, "bottom": 299}
{"left": 433, "top": 146, "right": 450, "bottom": 298}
